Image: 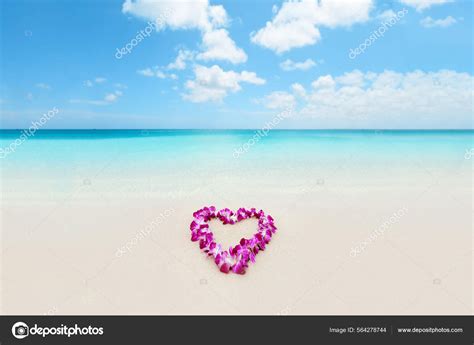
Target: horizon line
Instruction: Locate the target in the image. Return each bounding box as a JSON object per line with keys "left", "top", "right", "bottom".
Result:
{"left": 1, "top": 128, "right": 473, "bottom": 131}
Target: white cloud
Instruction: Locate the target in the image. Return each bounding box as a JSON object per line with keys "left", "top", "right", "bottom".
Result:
{"left": 251, "top": 0, "right": 373, "bottom": 53}
{"left": 35, "top": 83, "right": 51, "bottom": 90}
{"left": 197, "top": 29, "right": 247, "bottom": 64}
{"left": 399, "top": 0, "right": 452, "bottom": 12}
{"left": 70, "top": 90, "right": 124, "bottom": 106}
{"left": 137, "top": 68, "right": 155, "bottom": 77}
{"left": 84, "top": 78, "right": 107, "bottom": 87}
{"left": 122, "top": 0, "right": 246, "bottom": 64}
{"left": 260, "top": 91, "right": 296, "bottom": 109}
{"left": 335, "top": 70, "right": 365, "bottom": 87}
{"left": 377, "top": 9, "right": 397, "bottom": 22}
{"left": 137, "top": 67, "right": 177, "bottom": 79}
{"left": 420, "top": 16, "right": 457, "bottom": 28}
{"left": 155, "top": 70, "right": 166, "bottom": 79}
{"left": 183, "top": 65, "right": 265, "bottom": 103}
{"left": 251, "top": 18, "right": 321, "bottom": 54}
{"left": 280, "top": 58, "right": 316, "bottom": 71}
{"left": 264, "top": 70, "right": 473, "bottom": 128}
{"left": 167, "top": 49, "right": 194, "bottom": 70}
{"left": 291, "top": 83, "right": 307, "bottom": 98}
{"left": 313, "top": 0, "right": 374, "bottom": 27}
{"left": 208, "top": 4, "right": 228, "bottom": 27}
{"left": 69, "top": 99, "right": 108, "bottom": 106}
{"left": 238, "top": 71, "right": 266, "bottom": 85}
{"left": 122, "top": 0, "right": 209, "bottom": 30}
{"left": 311, "top": 75, "right": 336, "bottom": 89}
{"left": 104, "top": 93, "right": 119, "bottom": 102}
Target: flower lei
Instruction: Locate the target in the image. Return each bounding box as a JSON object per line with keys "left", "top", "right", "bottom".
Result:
{"left": 190, "top": 206, "right": 277, "bottom": 274}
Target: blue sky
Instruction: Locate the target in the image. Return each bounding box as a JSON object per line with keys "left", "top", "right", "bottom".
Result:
{"left": 0, "top": 0, "right": 472, "bottom": 129}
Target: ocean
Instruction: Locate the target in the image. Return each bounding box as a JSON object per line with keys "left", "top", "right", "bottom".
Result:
{"left": 1, "top": 129, "right": 472, "bottom": 167}
{"left": 1, "top": 129, "right": 472, "bottom": 314}
{"left": 2, "top": 129, "right": 471, "bottom": 200}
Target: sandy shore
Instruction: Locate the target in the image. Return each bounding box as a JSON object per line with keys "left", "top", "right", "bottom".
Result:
{"left": 1, "top": 157, "right": 472, "bottom": 315}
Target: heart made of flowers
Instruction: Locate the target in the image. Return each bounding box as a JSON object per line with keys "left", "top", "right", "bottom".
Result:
{"left": 190, "top": 206, "right": 277, "bottom": 274}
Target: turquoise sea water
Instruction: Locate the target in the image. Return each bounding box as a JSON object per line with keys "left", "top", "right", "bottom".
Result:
{"left": 1, "top": 130, "right": 473, "bottom": 176}
{"left": 1, "top": 129, "right": 472, "bottom": 205}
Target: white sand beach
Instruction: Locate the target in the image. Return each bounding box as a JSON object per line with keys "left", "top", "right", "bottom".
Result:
{"left": 1, "top": 148, "right": 472, "bottom": 315}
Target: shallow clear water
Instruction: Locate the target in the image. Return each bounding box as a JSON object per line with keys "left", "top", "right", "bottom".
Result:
{"left": 1, "top": 130, "right": 472, "bottom": 163}
{"left": 1, "top": 130, "right": 472, "bottom": 193}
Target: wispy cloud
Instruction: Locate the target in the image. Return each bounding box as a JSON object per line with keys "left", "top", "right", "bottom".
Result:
{"left": 399, "top": 0, "right": 452, "bottom": 12}
{"left": 137, "top": 67, "right": 177, "bottom": 80}
{"left": 377, "top": 9, "right": 397, "bottom": 22}
{"left": 35, "top": 83, "right": 51, "bottom": 90}
{"left": 69, "top": 90, "right": 123, "bottom": 106}
{"left": 280, "top": 58, "right": 316, "bottom": 71}
{"left": 420, "top": 16, "right": 457, "bottom": 28}
{"left": 84, "top": 77, "right": 108, "bottom": 87}
{"left": 166, "top": 49, "right": 194, "bottom": 70}
{"left": 258, "top": 91, "right": 296, "bottom": 109}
